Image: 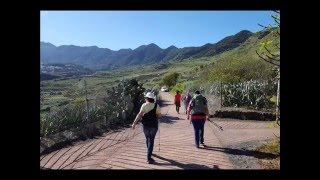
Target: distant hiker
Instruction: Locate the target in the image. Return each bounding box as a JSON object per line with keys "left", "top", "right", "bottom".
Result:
{"left": 131, "top": 92, "right": 161, "bottom": 164}
{"left": 182, "top": 91, "right": 192, "bottom": 114}
{"left": 174, "top": 91, "right": 182, "bottom": 114}
{"left": 187, "top": 90, "right": 210, "bottom": 148}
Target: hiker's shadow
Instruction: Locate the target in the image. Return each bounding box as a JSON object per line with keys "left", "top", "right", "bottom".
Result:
{"left": 202, "top": 145, "right": 278, "bottom": 159}
{"left": 159, "top": 115, "right": 181, "bottom": 124}
{"left": 152, "top": 154, "right": 216, "bottom": 169}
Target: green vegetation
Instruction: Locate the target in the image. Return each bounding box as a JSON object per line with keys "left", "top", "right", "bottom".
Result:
{"left": 220, "top": 80, "right": 277, "bottom": 109}
{"left": 169, "top": 83, "right": 185, "bottom": 95}
{"left": 256, "top": 11, "right": 280, "bottom": 124}
{"left": 270, "top": 96, "right": 277, "bottom": 103}
{"left": 40, "top": 73, "right": 61, "bottom": 81}
{"left": 161, "top": 72, "right": 179, "bottom": 88}
{"left": 40, "top": 26, "right": 280, "bottom": 149}
{"left": 199, "top": 30, "right": 279, "bottom": 84}
{"left": 41, "top": 79, "right": 145, "bottom": 137}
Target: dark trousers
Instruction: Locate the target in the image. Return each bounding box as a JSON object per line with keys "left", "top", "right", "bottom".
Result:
{"left": 191, "top": 119, "right": 206, "bottom": 147}
{"left": 176, "top": 106, "right": 180, "bottom": 112}
{"left": 175, "top": 101, "right": 180, "bottom": 113}
{"left": 143, "top": 126, "right": 158, "bottom": 160}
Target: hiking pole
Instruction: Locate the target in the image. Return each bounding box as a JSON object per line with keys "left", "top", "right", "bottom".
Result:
{"left": 208, "top": 119, "right": 223, "bottom": 131}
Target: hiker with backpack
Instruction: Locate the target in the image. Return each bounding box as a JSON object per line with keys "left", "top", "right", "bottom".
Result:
{"left": 182, "top": 91, "right": 192, "bottom": 114}
{"left": 131, "top": 92, "right": 161, "bottom": 164}
{"left": 187, "top": 90, "right": 210, "bottom": 148}
{"left": 174, "top": 91, "right": 182, "bottom": 114}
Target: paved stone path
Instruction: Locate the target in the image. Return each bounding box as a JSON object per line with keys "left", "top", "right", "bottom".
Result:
{"left": 40, "top": 91, "right": 279, "bottom": 169}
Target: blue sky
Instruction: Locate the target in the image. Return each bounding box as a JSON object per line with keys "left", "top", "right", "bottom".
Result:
{"left": 40, "top": 11, "right": 277, "bottom": 51}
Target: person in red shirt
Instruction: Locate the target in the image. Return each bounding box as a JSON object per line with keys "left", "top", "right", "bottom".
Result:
{"left": 174, "top": 91, "right": 181, "bottom": 114}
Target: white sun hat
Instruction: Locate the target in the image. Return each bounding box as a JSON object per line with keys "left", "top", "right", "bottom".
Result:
{"left": 144, "top": 92, "right": 155, "bottom": 99}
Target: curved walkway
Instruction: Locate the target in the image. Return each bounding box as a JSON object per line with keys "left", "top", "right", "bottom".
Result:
{"left": 40, "top": 91, "right": 279, "bottom": 169}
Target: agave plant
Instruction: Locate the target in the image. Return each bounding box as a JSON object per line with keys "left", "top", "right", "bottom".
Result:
{"left": 198, "top": 80, "right": 277, "bottom": 110}
{"left": 40, "top": 78, "right": 146, "bottom": 137}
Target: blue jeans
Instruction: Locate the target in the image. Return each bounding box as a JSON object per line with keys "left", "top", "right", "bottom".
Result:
{"left": 191, "top": 119, "right": 206, "bottom": 147}
{"left": 184, "top": 101, "right": 190, "bottom": 113}
{"left": 143, "top": 126, "right": 158, "bottom": 160}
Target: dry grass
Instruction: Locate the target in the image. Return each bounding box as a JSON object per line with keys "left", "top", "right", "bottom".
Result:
{"left": 259, "top": 157, "right": 280, "bottom": 169}
{"left": 256, "top": 139, "right": 280, "bottom": 169}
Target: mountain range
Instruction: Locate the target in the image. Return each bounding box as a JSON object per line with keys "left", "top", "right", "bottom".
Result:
{"left": 40, "top": 29, "right": 271, "bottom": 70}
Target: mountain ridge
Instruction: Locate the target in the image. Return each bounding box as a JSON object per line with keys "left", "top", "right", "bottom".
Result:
{"left": 41, "top": 29, "right": 270, "bottom": 70}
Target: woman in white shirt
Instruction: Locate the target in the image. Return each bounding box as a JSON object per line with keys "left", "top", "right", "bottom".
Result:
{"left": 131, "top": 92, "right": 161, "bottom": 164}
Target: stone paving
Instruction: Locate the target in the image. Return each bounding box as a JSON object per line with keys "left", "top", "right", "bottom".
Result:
{"left": 40, "top": 91, "right": 279, "bottom": 169}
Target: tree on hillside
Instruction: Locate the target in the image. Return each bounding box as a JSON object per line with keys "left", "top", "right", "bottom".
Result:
{"left": 256, "top": 10, "right": 280, "bottom": 125}
{"left": 256, "top": 11, "right": 280, "bottom": 67}
{"left": 162, "top": 72, "right": 179, "bottom": 88}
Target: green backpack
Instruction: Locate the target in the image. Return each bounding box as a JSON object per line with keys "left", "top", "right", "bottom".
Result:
{"left": 190, "top": 94, "right": 205, "bottom": 115}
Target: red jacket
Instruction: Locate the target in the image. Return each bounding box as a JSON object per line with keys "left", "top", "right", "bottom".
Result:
{"left": 174, "top": 94, "right": 181, "bottom": 102}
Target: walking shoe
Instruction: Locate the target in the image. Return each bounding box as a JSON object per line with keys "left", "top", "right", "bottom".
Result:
{"left": 147, "top": 158, "right": 155, "bottom": 164}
